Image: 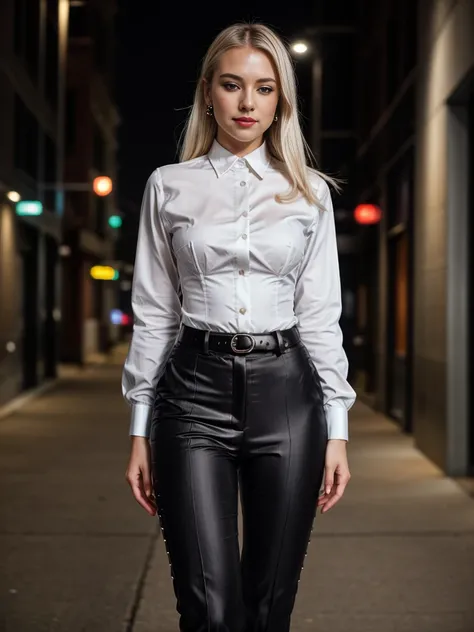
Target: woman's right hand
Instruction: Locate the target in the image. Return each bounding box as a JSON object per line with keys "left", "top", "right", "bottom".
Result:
{"left": 125, "top": 437, "right": 157, "bottom": 516}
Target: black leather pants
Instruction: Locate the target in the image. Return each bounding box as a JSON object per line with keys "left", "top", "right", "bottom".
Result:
{"left": 150, "top": 326, "right": 328, "bottom": 632}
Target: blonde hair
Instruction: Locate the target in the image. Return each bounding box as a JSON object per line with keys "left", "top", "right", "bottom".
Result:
{"left": 179, "top": 22, "right": 341, "bottom": 208}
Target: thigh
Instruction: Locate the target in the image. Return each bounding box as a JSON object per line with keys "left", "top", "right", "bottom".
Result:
{"left": 239, "top": 344, "right": 327, "bottom": 627}
{"left": 150, "top": 350, "right": 244, "bottom": 630}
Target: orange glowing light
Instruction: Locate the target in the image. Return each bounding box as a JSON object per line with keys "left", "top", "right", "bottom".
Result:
{"left": 354, "top": 204, "right": 382, "bottom": 225}
{"left": 93, "top": 176, "right": 113, "bottom": 196}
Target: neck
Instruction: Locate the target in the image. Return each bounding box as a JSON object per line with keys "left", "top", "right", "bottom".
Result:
{"left": 215, "top": 131, "right": 264, "bottom": 157}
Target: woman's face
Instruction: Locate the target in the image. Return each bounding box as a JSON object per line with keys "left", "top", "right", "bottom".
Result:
{"left": 204, "top": 46, "right": 280, "bottom": 154}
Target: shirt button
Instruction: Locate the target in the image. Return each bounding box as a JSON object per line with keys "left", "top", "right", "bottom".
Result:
{"left": 240, "top": 181, "right": 246, "bottom": 187}
{"left": 241, "top": 233, "right": 247, "bottom": 240}
{"left": 239, "top": 307, "right": 247, "bottom": 315}
{"left": 239, "top": 269, "right": 245, "bottom": 275}
{"left": 242, "top": 211, "right": 248, "bottom": 217}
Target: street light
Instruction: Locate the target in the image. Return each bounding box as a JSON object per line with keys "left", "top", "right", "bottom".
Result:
{"left": 7, "top": 191, "right": 21, "bottom": 202}
{"left": 290, "top": 36, "right": 323, "bottom": 160}
{"left": 291, "top": 41, "right": 309, "bottom": 55}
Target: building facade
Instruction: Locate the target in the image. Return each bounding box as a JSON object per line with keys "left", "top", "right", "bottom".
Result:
{"left": 354, "top": 0, "right": 474, "bottom": 476}
{"left": 293, "top": 0, "right": 359, "bottom": 380}
{"left": 0, "top": 0, "right": 120, "bottom": 410}
{"left": 61, "top": 0, "right": 120, "bottom": 363}
{"left": 0, "top": 0, "right": 66, "bottom": 406}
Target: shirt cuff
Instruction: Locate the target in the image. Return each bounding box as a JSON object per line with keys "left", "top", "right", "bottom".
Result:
{"left": 129, "top": 403, "right": 152, "bottom": 437}
{"left": 324, "top": 405, "right": 349, "bottom": 441}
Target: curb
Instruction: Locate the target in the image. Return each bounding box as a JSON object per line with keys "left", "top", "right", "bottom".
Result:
{"left": 0, "top": 378, "right": 61, "bottom": 421}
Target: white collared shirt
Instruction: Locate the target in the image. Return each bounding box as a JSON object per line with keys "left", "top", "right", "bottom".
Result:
{"left": 122, "top": 139, "right": 356, "bottom": 440}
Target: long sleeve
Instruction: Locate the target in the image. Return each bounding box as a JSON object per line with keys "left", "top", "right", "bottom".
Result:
{"left": 294, "top": 179, "right": 356, "bottom": 441}
{"left": 122, "top": 168, "right": 182, "bottom": 437}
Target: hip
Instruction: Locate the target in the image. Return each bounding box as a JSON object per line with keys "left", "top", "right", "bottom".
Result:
{"left": 152, "top": 325, "right": 326, "bottom": 433}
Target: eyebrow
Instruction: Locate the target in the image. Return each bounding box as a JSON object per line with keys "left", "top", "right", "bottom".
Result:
{"left": 219, "top": 73, "right": 277, "bottom": 84}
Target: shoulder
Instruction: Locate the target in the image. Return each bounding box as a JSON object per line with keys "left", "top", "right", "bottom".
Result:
{"left": 160, "top": 155, "right": 208, "bottom": 180}
{"left": 306, "top": 168, "right": 332, "bottom": 207}
{"left": 147, "top": 155, "right": 207, "bottom": 180}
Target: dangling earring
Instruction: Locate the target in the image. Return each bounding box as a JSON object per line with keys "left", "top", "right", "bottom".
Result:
{"left": 274, "top": 114, "right": 278, "bottom": 122}
{"left": 206, "top": 104, "right": 214, "bottom": 117}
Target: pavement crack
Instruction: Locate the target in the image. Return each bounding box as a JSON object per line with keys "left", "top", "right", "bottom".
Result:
{"left": 123, "top": 531, "right": 159, "bottom": 632}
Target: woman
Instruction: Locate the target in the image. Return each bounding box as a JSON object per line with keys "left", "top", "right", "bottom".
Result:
{"left": 123, "top": 22, "right": 356, "bottom": 632}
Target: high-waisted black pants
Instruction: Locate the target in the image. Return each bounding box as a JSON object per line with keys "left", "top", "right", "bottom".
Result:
{"left": 150, "top": 325, "right": 328, "bottom": 632}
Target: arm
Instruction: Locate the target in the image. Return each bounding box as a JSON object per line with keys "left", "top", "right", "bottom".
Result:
{"left": 294, "top": 179, "right": 356, "bottom": 441}
{"left": 122, "top": 168, "right": 182, "bottom": 437}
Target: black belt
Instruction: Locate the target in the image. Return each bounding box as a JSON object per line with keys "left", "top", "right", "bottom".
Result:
{"left": 178, "top": 324, "right": 301, "bottom": 355}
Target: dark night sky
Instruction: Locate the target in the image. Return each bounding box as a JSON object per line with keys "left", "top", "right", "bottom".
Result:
{"left": 115, "top": 1, "right": 316, "bottom": 206}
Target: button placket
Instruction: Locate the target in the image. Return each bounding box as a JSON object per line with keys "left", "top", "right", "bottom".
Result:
{"left": 235, "top": 167, "right": 251, "bottom": 328}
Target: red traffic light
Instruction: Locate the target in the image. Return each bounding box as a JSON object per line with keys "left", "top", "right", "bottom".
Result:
{"left": 354, "top": 204, "right": 382, "bottom": 225}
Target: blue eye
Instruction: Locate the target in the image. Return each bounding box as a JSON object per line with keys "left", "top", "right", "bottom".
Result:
{"left": 259, "top": 86, "right": 274, "bottom": 94}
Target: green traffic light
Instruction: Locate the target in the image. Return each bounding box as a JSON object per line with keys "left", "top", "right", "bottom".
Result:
{"left": 108, "top": 215, "right": 122, "bottom": 228}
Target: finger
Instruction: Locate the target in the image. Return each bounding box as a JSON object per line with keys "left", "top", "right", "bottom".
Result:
{"left": 142, "top": 467, "right": 155, "bottom": 502}
{"left": 323, "top": 467, "right": 335, "bottom": 495}
{"left": 137, "top": 473, "right": 157, "bottom": 512}
{"left": 134, "top": 482, "right": 157, "bottom": 516}
{"left": 317, "top": 494, "right": 330, "bottom": 506}
{"left": 321, "top": 479, "right": 349, "bottom": 512}
{"left": 128, "top": 470, "right": 156, "bottom": 516}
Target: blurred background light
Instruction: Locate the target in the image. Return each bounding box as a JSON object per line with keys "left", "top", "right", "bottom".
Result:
{"left": 90, "top": 265, "right": 119, "bottom": 280}
{"left": 6, "top": 191, "right": 21, "bottom": 202}
{"left": 15, "top": 201, "right": 43, "bottom": 216}
{"left": 108, "top": 214, "right": 122, "bottom": 228}
{"left": 291, "top": 41, "right": 308, "bottom": 54}
{"left": 93, "top": 176, "right": 113, "bottom": 196}
{"left": 354, "top": 204, "right": 382, "bottom": 225}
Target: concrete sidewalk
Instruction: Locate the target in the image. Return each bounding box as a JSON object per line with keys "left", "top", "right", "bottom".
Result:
{"left": 1, "top": 354, "right": 473, "bottom": 631}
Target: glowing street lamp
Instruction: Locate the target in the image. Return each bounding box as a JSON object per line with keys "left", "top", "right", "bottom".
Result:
{"left": 7, "top": 191, "right": 21, "bottom": 202}
{"left": 291, "top": 41, "right": 309, "bottom": 55}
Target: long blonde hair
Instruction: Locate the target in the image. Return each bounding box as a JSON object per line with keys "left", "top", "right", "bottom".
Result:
{"left": 179, "top": 22, "right": 341, "bottom": 208}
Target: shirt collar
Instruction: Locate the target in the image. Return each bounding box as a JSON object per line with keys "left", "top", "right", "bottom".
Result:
{"left": 207, "top": 138, "right": 270, "bottom": 179}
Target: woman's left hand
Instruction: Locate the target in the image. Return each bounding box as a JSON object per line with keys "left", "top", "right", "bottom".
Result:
{"left": 317, "top": 439, "right": 351, "bottom": 513}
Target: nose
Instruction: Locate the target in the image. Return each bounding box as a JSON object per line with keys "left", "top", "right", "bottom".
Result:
{"left": 239, "top": 88, "right": 255, "bottom": 112}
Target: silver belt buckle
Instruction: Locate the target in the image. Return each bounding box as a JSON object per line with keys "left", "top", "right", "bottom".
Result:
{"left": 230, "top": 333, "right": 255, "bottom": 354}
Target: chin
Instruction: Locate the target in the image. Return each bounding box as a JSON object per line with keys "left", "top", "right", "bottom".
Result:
{"left": 226, "top": 127, "right": 262, "bottom": 144}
